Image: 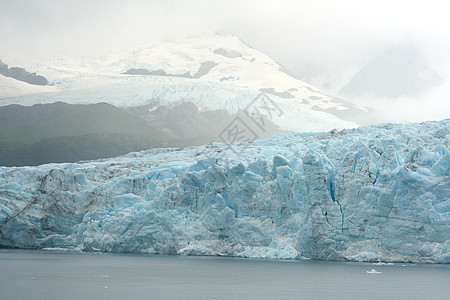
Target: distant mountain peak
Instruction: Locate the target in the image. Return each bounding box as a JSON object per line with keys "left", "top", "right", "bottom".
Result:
{"left": 340, "top": 42, "right": 443, "bottom": 98}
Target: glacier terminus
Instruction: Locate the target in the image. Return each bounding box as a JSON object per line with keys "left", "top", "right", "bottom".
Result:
{"left": 0, "top": 120, "right": 449, "bottom": 263}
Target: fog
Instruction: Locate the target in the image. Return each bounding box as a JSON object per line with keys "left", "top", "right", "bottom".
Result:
{"left": 1, "top": 0, "right": 449, "bottom": 122}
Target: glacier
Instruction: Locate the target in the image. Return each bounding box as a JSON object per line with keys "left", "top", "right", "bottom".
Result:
{"left": 0, "top": 120, "right": 449, "bottom": 263}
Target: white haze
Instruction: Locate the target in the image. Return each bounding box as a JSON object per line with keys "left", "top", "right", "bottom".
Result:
{"left": 0, "top": 0, "right": 449, "bottom": 123}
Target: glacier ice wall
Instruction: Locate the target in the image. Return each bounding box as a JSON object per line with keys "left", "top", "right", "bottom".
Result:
{"left": 0, "top": 120, "right": 449, "bottom": 263}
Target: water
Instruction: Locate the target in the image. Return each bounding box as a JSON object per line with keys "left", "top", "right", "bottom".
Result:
{"left": 0, "top": 250, "right": 449, "bottom": 299}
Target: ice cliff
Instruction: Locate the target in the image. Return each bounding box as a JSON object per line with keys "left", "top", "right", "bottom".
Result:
{"left": 0, "top": 120, "right": 449, "bottom": 263}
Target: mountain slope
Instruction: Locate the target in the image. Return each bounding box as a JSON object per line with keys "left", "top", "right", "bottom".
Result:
{"left": 126, "top": 102, "right": 285, "bottom": 140}
{"left": 0, "top": 102, "right": 174, "bottom": 166}
{"left": 0, "top": 102, "right": 166, "bottom": 143}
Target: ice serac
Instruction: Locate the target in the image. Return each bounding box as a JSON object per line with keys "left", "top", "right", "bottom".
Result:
{"left": 0, "top": 120, "right": 449, "bottom": 263}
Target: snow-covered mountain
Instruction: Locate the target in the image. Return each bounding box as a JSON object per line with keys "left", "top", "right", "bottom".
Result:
{"left": 341, "top": 43, "right": 443, "bottom": 99}
{"left": 0, "top": 34, "right": 370, "bottom": 133}
{"left": 0, "top": 119, "right": 448, "bottom": 262}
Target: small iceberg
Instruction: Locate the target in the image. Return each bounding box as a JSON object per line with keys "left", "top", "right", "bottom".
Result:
{"left": 366, "top": 269, "right": 382, "bottom": 274}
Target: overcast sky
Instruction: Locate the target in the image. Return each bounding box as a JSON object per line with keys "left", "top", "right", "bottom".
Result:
{"left": 1, "top": 0, "right": 449, "bottom": 121}
{"left": 1, "top": 0, "right": 449, "bottom": 71}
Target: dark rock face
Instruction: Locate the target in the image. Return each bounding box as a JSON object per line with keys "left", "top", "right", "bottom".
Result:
{"left": 123, "top": 68, "right": 165, "bottom": 76}
{"left": 123, "top": 61, "right": 218, "bottom": 79}
{"left": 213, "top": 48, "right": 243, "bottom": 58}
{"left": 193, "top": 61, "right": 218, "bottom": 78}
{"left": 0, "top": 60, "right": 8, "bottom": 73}
{"left": 0, "top": 60, "right": 48, "bottom": 85}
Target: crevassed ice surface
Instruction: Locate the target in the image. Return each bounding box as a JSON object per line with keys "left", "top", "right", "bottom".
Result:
{"left": 0, "top": 120, "right": 449, "bottom": 263}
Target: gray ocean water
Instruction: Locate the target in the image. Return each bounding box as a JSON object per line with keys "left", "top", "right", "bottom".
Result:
{"left": 0, "top": 249, "right": 449, "bottom": 299}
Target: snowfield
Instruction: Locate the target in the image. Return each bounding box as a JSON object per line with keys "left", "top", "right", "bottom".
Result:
{"left": 0, "top": 120, "right": 449, "bottom": 263}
